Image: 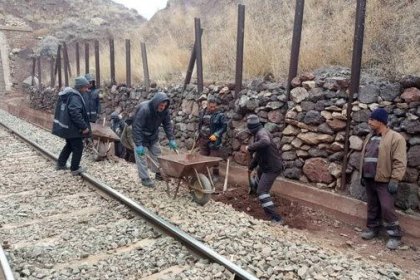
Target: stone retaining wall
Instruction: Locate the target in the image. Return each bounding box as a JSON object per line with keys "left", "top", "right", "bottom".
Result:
{"left": 27, "top": 67, "right": 420, "bottom": 211}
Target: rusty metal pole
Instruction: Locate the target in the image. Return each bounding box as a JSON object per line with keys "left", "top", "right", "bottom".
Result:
{"left": 50, "top": 57, "right": 55, "bottom": 88}
{"left": 140, "top": 42, "right": 150, "bottom": 92}
{"left": 63, "top": 45, "right": 69, "bottom": 86}
{"left": 57, "top": 45, "right": 62, "bottom": 88}
{"left": 194, "top": 18, "right": 203, "bottom": 94}
{"left": 31, "top": 57, "right": 36, "bottom": 86}
{"left": 235, "top": 4, "right": 245, "bottom": 98}
{"left": 85, "top": 42, "right": 90, "bottom": 74}
{"left": 340, "top": 0, "right": 367, "bottom": 190}
{"left": 183, "top": 28, "right": 203, "bottom": 91}
{"left": 37, "top": 57, "right": 41, "bottom": 89}
{"left": 76, "top": 42, "right": 80, "bottom": 76}
{"left": 95, "top": 40, "right": 100, "bottom": 87}
{"left": 126, "top": 39, "right": 131, "bottom": 87}
{"left": 109, "top": 38, "right": 115, "bottom": 85}
{"left": 286, "top": 0, "right": 305, "bottom": 103}
{"left": 63, "top": 42, "right": 72, "bottom": 78}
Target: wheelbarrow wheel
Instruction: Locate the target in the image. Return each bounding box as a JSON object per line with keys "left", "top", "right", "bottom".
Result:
{"left": 191, "top": 173, "right": 212, "bottom": 206}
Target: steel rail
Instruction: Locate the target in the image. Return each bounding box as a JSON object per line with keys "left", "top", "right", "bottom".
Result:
{"left": 0, "top": 121, "right": 258, "bottom": 280}
{"left": 0, "top": 245, "right": 15, "bottom": 280}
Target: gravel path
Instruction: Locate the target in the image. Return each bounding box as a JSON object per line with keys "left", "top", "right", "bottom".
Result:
{"left": 0, "top": 124, "right": 231, "bottom": 280}
{"left": 1, "top": 109, "right": 418, "bottom": 280}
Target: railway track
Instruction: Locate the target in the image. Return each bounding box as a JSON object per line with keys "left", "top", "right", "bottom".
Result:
{"left": 1, "top": 109, "right": 416, "bottom": 280}
{"left": 0, "top": 123, "right": 256, "bottom": 279}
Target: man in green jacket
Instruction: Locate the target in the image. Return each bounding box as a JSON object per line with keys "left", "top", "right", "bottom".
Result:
{"left": 359, "top": 108, "right": 407, "bottom": 250}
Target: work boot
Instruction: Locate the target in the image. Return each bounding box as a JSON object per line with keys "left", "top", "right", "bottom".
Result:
{"left": 155, "top": 172, "right": 164, "bottom": 181}
{"left": 55, "top": 164, "right": 67, "bottom": 171}
{"left": 386, "top": 238, "right": 401, "bottom": 250}
{"left": 141, "top": 178, "right": 155, "bottom": 188}
{"left": 71, "top": 166, "right": 85, "bottom": 176}
{"left": 271, "top": 217, "right": 285, "bottom": 226}
{"left": 361, "top": 228, "right": 378, "bottom": 240}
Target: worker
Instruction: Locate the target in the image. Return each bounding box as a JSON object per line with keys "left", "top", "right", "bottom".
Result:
{"left": 132, "top": 92, "right": 177, "bottom": 187}
{"left": 197, "top": 96, "right": 227, "bottom": 181}
{"left": 359, "top": 108, "right": 407, "bottom": 250}
{"left": 246, "top": 114, "right": 284, "bottom": 224}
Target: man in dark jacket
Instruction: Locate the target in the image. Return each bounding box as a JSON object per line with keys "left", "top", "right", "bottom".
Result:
{"left": 52, "top": 76, "right": 91, "bottom": 175}
{"left": 83, "top": 73, "right": 101, "bottom": 123}
{"left": 246, "top": 114, "right": 284, "bottom": 224}
{"left": 198, "top": 97, "right": 227, "bottom": 179}
{"left": 132, "top": 92, "right": 177, "bottom": 187}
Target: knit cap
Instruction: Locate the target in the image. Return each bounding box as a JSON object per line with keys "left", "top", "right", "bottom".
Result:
{"left": 74, "top": 76, "right": 89, "bottom": 88}
{"left": 84, "top": 73, "right": 95, "bottom": 82}
{"left": 370, "top": 108, "right": 388, "bottom": 124}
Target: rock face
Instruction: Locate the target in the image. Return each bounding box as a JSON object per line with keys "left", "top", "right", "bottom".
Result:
{"left": 27, "top": 68, "right": 420, "bottom": 212}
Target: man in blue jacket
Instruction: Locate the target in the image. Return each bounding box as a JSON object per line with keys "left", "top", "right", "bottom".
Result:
{"left": 83, "top": 73, "right": 101, "bottom": 123}
{"left": 52, "top": 76, "right": 91, "bottom": 175}
{"left": 132, "top": 92, "right": 177, "bottom": 187}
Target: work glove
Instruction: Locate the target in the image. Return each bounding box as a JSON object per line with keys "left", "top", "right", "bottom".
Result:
{"left": 209, "top": 134, "right": 218, "bottom": 142}
{"left": 135, "top": 145, "right": 145, "bottom": 156}
{"left": 388, "top": 179, "right": 399, "bottom": 194}
{"left": 168, "top": 140, "right": 177, "bottom": 151}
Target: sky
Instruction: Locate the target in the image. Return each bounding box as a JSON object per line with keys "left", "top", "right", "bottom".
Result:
{"left": 113, "top": 0, "right": 168, "bottom": 20}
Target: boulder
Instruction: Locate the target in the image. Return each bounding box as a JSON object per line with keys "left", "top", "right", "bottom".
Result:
{"left": 395, "top": 183, "right": 419, "bottom": 210}
{"left": 358, "top": 85, "right": 379, "bottom": 103}
{"left": 290, "top": 87, "right": 309, "bottom": 103}
{"left": 349, "top": 136, "right": 363, "bottom": 151}
{"left": 284, "top": 167, "right": 302, "bottom": 180}
{"left": 401, "top": 87, "right": 420, "bottom": 103}
{"left": 326, "top": 118, "right": 347, "bottom": 131}
{"left": 303, "top": 110, "right": 325, "bottom": 125}
{"left": 303, "top": 158, "right": 334, "bottom": 183}
{"left": 297, "top": 132, "right": 334, "bottom": 145}
{"left": 267, "top": 110, "right": 284, "bottom": 123}
{"left": 408, "top": 145, "right": 420, "bottom": 167}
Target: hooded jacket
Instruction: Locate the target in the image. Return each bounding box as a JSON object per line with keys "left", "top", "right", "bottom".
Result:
{"left": 248, "top": 127, "right": 283, "bottom": 173}
{"left": 52, "top": 87, "right": 91, "bottom": 139}
{"left": 132, "top": 92, "right": 175, "bottom": 146}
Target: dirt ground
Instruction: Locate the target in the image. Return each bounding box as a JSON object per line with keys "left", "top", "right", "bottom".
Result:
{"left": 213, "top": 184, "right": 420, "bottom": 275}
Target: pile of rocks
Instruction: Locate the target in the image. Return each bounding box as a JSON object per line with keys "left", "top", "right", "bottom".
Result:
{"left": 27, "top": 68, "right": 420, "bottom": 210}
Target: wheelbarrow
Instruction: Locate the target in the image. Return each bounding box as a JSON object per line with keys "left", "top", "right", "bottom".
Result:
{"left": 89, "top": 123, "right": 120, "bottom": 161}
{"left": 155, "top": 153, "right": 222, "bottom": 206}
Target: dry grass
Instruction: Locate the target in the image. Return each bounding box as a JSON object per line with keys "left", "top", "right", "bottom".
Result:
{"left": 44, "top": 0, "right": 420, "bottom": 86}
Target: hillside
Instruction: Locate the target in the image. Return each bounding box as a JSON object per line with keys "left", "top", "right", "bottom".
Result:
{"left": 0, "top": 0, "right": 145, "bottom": 42}
{"left": 134, "top": 0, "right": 419, "bottom": 83}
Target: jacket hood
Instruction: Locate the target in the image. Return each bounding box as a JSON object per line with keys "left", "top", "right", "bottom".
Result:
{"left": 149, "top": 92, "right": 170, "bottom": 113}
{"left": 58, "top": 87, "right": 80, "bottom": 102}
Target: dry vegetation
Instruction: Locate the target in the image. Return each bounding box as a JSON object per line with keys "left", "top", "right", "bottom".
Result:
{"left": 49, "top": 0, "right": 420, "bottom": 85}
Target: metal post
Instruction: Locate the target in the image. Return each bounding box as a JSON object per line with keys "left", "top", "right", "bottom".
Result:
{"left": 194, "top": 18, "right": 203, "bottom": 94}
{"left": 141, "top": 42, "right": 150, "bottom": 92}
{"left": 76, "top": 42, "right": 80, "bottom": 76}
{"left": 235, "top": 4, "right": 245, "bottom": 97}
{"left": 57, "top": 45, "right": 62, "bottom": 88}
{"left": 63, "top": 44, "right": 69, "bottom": 86}
{"left": 31, "top": 57, "right": 36, "bottom": 86}
{"left": 183, "top": 28, "right": 203, "bottom": 91}
{"left": 95, "top": 40, "right": 100, "bottom": 87}
{"left": 37, "top": 56, "right": 41, "bottom": 89}
{"left": 63, "top": 42, "right": 72, "bottom": 78}
{"left": 85, "top": 42, "right": 90, "bottom": 74}
{"left": 340, "top": 0, "right": 367, "bottom": 190}
{"left": 50, "top": 57, "right": 55, "bottom": 88}
{"left": 126, "top": 39, "right": 131, "bottom": 87}
{"left": 109, "top": 38, "right": 115, "bottom": 85}
{"left": 286, "top": 0, "right": 305, "bottom": 103}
